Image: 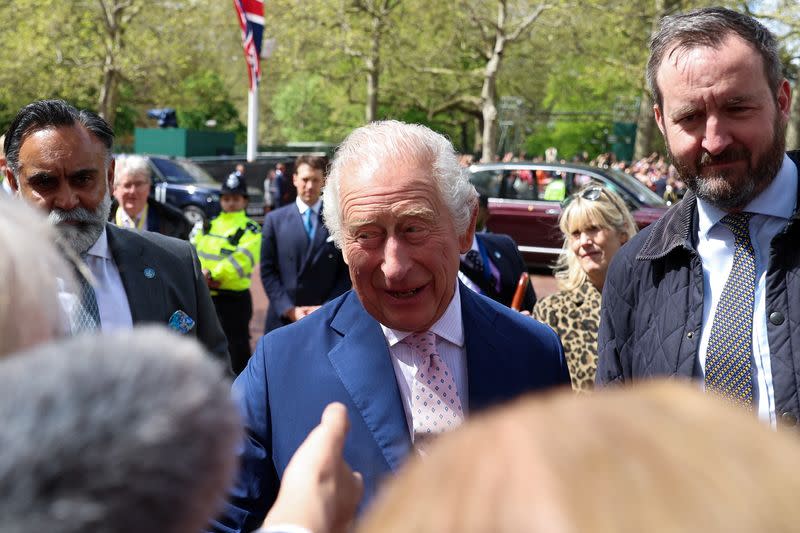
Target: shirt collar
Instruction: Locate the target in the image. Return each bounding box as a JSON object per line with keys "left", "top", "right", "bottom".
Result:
{"left": 296, "top": 197, "right": 322, "bottom": 214}
{"left": 697, "top": 153, "right": 797, "bottom": 238}
{"left": 381, "top": 281, "right": 465, "bottom": 348}
{"left": 85, "top": 225, "right": 112, "bottom": 260}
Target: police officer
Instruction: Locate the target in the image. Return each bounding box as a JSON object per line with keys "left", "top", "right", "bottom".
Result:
{"left": 192, "top": 172, "right": 261, "bottom": 374}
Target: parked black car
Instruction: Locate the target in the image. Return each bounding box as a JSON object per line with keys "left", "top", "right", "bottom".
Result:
{"left": 130, "top": 155, "right": 265, "bottom": 226}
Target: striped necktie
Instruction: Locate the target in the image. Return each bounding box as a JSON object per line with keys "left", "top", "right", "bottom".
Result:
{"left": 705, "top": 212, "right": 755, "bottom": 407}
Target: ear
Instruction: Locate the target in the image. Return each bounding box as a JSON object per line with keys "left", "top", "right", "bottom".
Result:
{"left": 458, "top": 203, "right": 479, "bottom": 254}
{"left": 653, "top": 104, "right": 666, "bottom": 137}
{"left": 2, "top": 160, "right": 18, "bottom": 193}
{"left": 777, "top": 79, "right": 791, "bottom": 121}
{"left": 107, "top": 157, "right": 116, "bottom": 193}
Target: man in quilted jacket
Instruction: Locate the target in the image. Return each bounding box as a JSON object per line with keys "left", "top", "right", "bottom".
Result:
{"left": 597, "top": 7, "right": 800, "bottom": 430}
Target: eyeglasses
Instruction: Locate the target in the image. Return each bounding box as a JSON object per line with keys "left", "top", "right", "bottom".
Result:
{"left": 561, "top": 186, "right": 607, "bottom": 207}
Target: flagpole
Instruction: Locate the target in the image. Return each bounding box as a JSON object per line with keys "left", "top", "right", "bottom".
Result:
{"left": 247, "top": 84, "right": 258, "bottom": 162}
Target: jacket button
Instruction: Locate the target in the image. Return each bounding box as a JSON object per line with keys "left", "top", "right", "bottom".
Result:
{"left": 769, "top": 311, "right": 785, "bottom": 325}
{"left": 781, "top": 412, "right": 798, "bottom": 427}
{"left": 686, "top": 331, "right": 694, "bottom": 339}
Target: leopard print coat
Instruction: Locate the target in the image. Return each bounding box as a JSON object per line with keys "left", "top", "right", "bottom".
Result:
{"left": 532, "top": 282, "right": 601, "bottom": 392}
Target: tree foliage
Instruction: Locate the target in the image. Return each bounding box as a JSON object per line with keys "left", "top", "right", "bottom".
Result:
{"left": 0, "top": 0, "right": 795, "bottom": 159}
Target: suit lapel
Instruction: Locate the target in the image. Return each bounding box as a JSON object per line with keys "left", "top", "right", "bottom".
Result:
{"left": 328, "top": 293, "right": 411, "bottom": 471}
{"left": 106, "top": 224, "right": 167, "bottom": 324}
{"left": 460, "top": 283, "right": 506, "bottom": 412}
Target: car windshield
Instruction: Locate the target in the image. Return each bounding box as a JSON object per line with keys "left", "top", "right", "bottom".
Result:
{"left": 150, "top": 157, "right": 216, "bottom": 185}
{"left": 175, "top": 159, "right": 218, "bottom": 185}
{"left": 605, "top": 167, "right": 666, "bottom": 207}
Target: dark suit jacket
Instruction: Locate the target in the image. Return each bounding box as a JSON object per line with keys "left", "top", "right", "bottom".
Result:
{"left": 460, "top": 233, "right": 536, "bottom": 310}
{"left": 259, "top": 203, "right": 351, "bottom": 332}
{"left": 109, "top": 197, "right": 192, "bottom": 240}
{"left": 105, "top": 223, "right": 228, "bottom": 362}
{"left": 211, "top": 284, "right": 569, "bottom": 532}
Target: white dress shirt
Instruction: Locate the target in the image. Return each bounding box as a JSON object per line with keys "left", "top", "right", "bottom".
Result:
{"left": 382, "top": 283, "right": 469, "bottom": 436}
{"left": 82, "top": 227, "right": 134, "bottom": 332}
{"left": 696, "top": 154, "right": 797, "bottom": 426}
{"left": 296, "top": 197, "right": 322, "bottom": 239}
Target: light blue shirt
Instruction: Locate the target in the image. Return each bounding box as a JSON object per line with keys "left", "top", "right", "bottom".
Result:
{"left": 696, "top": 154, "right": 797, "bottom": 426}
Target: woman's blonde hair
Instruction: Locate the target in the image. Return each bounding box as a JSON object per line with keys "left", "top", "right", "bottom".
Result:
{"left": 359, "top": 382, "right": 800, "bottom": 533}
{"left": 0, "top": 195, "right": 74, "bottom": 356}
{"left": 554, "top": 186, "right": 637, "bottom": 291}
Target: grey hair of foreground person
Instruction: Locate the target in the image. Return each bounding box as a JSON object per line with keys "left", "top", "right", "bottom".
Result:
{"left": 322, "top": 120, "right": 478, "bottom": 248}
{"left": 114, "top": 153, "right": 152, "bottom": 183}
{"left": 0, "top": 194, "right": 74, "bottom": 356}
{"left": 646, "top": 6, "right": 782, "bottom": 110}
{"left": 0, "top": 327, "right": 242, "bottom": 533}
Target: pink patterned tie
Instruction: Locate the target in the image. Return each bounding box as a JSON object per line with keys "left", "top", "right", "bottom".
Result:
{"left": 404, "top": 331, "right": 464, "bottom": 449}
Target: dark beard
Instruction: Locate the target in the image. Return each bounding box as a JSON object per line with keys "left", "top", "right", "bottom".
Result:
{"left": 668, "top": 115, "right": 786, "bottom": 210}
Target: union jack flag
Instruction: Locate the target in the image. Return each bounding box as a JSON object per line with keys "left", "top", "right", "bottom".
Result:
{"left": 233, "top": 0, "right": 264, "bottom": 91}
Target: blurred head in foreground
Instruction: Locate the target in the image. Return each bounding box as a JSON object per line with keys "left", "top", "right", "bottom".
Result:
{"left": 0, "top": 194, "right": 74, "bottom": 356}
{"left": 0, "top": 327, "right": 241, "bottom": 533}
{"left": 360, "top": 381, "right": 800, "bottom": 533}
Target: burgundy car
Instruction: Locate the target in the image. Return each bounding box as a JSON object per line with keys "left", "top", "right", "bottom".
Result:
{"left": 468, "top": 162, "right": 667, "bottom": 268}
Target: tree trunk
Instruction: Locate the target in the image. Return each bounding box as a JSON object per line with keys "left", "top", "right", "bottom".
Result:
{"left": 787, "top": 80, "right": 800, "bottom": 151}
{"left": 98, "top": 59, "right": 118, "bottom": 127}
{"left": 365, "top": 13, "right": 381, "bottom": 123}
{"left": 633, "top": 94, "right": 658, "bottom": 160}
{"left": 480, "top": 1, "right": 506, "bottom": 162}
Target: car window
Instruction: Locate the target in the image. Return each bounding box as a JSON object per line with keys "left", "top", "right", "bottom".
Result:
{"left": 606, "top": 168, "right": 666, "bottom": 207}
{"left": 175, "top": 159, "right": 218, "bottom": 185}
{"left": 504, "top": 169, "right": 537, "bottom": 200}
{"left": 150, "top": 158, "right": 197, "bottom": 185}
{"left": 469, "top": 169, "right": 503, "bottom": 197}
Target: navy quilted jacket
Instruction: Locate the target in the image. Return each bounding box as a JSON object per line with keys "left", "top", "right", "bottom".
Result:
{"left": 597, "top": 151, "right": 800, "bottom": 424}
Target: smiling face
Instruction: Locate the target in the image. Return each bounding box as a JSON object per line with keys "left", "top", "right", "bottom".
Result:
{"left": 569, "top": 224, "right": 627, "bottom": 289}
{"left": 653, "top": 34, "right": 791, "bottom": 211}
{"left": 8, "top": 124, "right": 114, "bottom": 253}
{"left": 339, "top": 157, "right": 475, "bottom": 332}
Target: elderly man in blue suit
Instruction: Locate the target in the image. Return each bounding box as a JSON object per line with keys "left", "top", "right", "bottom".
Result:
{"left": 211, "top": 121, "right": 570, "bottom": 532}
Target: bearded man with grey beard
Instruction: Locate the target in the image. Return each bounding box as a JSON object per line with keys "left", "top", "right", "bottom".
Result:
{"left": 596, "top": 8, "right": 800, "bottom": 430}
{"left": 4, "top": 99, "right": 229, "bottom": 367}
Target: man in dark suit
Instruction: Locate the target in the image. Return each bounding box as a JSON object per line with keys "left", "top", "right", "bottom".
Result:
{"left": 109, "top": 153, "right": 192, "bottom": 240}
{"left": 211, "top": 121, "right": 569, "bottom": 532}
{"left": 4, "top": 99, "right": 228, "bottom": 362}
{"left": 459, "top": 194, "right": 536, "bottom": 309}
{"left": 260, "top": 154, "right": 351, "bottom": 332}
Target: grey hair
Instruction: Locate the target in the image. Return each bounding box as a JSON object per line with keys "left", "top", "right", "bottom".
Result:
{"left": 0, "top": 327, "right": 242, "bottom": 533}
{"left": 114, "top": 154, "right": 152, "bottom": 184}
{"left": 0, "top": 195, "right": 73, "bottom": 355}
{"left": 647, "top": 7, "right": 782, "bottom": 110}
{"left": 322, "top": 120, "right": 478, "bottom": 248}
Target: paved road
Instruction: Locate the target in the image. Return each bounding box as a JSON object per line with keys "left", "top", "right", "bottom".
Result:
{"left": 247, "top": 267, "right": 557, "bottom": 350}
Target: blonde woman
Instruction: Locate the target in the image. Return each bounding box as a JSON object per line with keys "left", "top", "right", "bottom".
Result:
{"left": 532, "top": 186, "right": 636, "bottom": 391}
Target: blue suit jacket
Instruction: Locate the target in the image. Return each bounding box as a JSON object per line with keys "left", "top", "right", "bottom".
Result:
{"left": 462, "top": 233, "right": 537, "bottom": 310}
{"left": 211, "top": 284, "right": 569, "bottom": 532}
{"left": 259, "top": 203, "right": 351, "bottom": 332}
